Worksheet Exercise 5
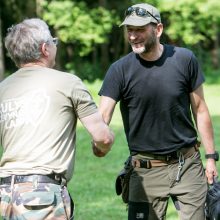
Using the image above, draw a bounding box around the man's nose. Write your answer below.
[129,32,137,40]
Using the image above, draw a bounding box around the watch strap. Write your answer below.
[205,151,219,161]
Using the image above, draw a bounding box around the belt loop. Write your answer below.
[33,175,38,188]
[11,175,15,189]
[61,177,67,186]
[166,155,172,162]
[194,141,201,151]
[10,175,15,199]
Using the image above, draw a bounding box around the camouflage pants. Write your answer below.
[0,181,74,220]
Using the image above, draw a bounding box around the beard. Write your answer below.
[131,28,157,54]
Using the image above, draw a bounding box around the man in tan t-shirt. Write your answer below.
[0,18,114,220]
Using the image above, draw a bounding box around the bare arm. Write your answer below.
[190,85,218,183]
[89,96,117,157]
[80,111,114,157]
[99,96,117,125]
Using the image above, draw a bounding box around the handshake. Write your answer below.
[91,140,113,157]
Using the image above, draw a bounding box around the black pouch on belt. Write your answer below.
[115,156,133,203]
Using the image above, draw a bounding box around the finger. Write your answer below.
[206,173,214,184]
[208,177,213,184]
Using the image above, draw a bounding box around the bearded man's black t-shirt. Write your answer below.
[99,44,204,154]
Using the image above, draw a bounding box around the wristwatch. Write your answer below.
[205,151,219,161]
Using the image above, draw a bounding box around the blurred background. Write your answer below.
[0,0,220,82]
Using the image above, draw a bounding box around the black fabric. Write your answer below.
[171,195,181,211]
[115,156,133,203]
[69,193,75,219]
[99,44,205,154]
[128,202,149,220]
[205,179,220,220]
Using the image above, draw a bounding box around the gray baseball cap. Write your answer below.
[120,3,161,27]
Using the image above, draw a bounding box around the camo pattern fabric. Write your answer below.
[0,182,74,220]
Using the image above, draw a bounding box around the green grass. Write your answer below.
[69,82,220,220]
[0,81,219,220]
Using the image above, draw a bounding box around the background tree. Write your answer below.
[0,0,37,76]
[0,15,4,81]
[0,0,219,81]
[160,0,220,70]
[40,0,120,80]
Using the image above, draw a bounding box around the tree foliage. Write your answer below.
[160,0,220,47]
[0,0,219,80]
[41,0,119,56]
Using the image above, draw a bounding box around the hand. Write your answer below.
[205,159,218,184]
[92,142,106,157]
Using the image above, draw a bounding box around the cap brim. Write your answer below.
[119,16,152,27]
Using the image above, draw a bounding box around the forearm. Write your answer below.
[190,86,216,153]
[190,82,217,183]
[80,111,114,157]
[196,108,215,154]
[196,109,218,183]
[99,96,116,125]
[92,96,116,157]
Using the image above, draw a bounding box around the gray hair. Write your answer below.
[5,18,53,67]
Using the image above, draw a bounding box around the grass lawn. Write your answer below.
[0,81,219,220]
[68,81,220,220]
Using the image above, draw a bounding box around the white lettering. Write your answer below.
[136,213,144,219]
[0,89,50,129]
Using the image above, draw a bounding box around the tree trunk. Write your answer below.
[98,0,109,74]
[0,16,5,81]
[210,29,219,69]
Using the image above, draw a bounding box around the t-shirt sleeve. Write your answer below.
[71,79,97,119]
[99,64,123,102]
[188,52,205,92]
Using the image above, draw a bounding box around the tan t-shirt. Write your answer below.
[0,66,97,181]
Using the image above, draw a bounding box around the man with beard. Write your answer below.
[98,3,218,220]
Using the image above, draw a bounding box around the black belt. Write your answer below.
[131,143,200,162]
[0,174,66,186]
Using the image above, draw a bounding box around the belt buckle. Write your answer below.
[133,159,151,169]
[140,159,151,169]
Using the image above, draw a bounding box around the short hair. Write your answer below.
[5,18,53,67]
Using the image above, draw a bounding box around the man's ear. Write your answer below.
[156,23,163,38]
[41,43,49,57]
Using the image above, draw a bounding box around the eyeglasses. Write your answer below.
[125,7,160,23]
[52,37,59,46]
[46,37,59,46]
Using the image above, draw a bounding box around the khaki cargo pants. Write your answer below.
[128,151,208,220]
[0,181,74,220]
